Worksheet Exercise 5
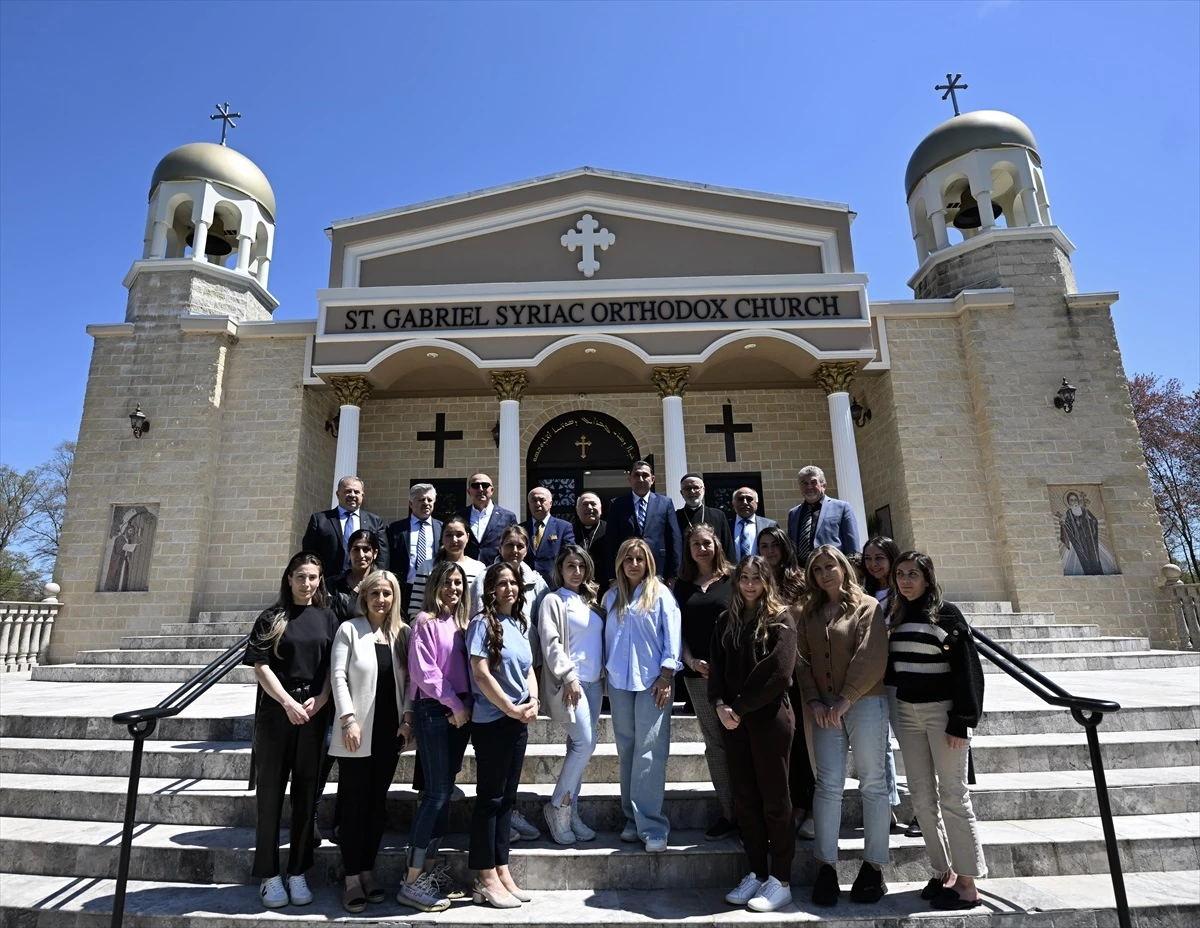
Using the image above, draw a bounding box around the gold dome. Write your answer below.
[150,142,275,219]
[906,110,1039,197]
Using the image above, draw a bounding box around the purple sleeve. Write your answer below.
[410,618,464,715]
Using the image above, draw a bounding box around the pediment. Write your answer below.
[327,168,855,288]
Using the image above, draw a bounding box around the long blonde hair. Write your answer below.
[798,544,869,627]
[723,555,788,650]
[355,570,408,641]
[612,537,662,619]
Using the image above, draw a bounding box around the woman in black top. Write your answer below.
[245,551,339,909]
[886,551,986,910]
[675,523,735,840]
[328,529,380,623]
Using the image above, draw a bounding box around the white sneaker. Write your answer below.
[260,875,287,908]
[543,801,576,845]
[285,874,313,906]
[797,817,815,839]
[644,836,668,853]
[510,808,541,840]
[725,873,763,905]
[748,876,793,913]
[397,872,451,913]
[619,821,639,843]
[570,806,597,841]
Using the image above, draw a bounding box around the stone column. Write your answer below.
[235,234,254,272]
[190,218,210,260]
[491,370,528,515]
[652,366,690,508]
[149,219,170,259]
[1018,187,1042,227]
[329,375,372,506]
[814,361,868,544]
[930,208,950,250]
[974,188,997,230]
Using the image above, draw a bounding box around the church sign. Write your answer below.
[325,289,862,334]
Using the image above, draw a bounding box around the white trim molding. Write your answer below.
[906,226,1075,290]
[122,259,280,311]
[1065,292,1120,312]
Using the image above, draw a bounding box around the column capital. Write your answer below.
[330,375,372,407]
[813,361,857,396]
[491,370,529,402]
[652,366,690,399]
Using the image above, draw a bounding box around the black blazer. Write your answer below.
[302,507,389,583]
[385,515,444,604]
[572,518,607,564]
[456,504,518,567]
[676,505,735,559]
[524,516,576,582]
[605,491,683,583]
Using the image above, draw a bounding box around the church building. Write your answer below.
[48,107,1174,661]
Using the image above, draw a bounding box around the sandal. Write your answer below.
[920,877,944,900]
[342,883,367,914]
[362,878,386,905]
[931,888,982,910]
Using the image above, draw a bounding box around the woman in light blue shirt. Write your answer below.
[604,537,681,853]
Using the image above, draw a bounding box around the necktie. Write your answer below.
[534,521,545,550]
[738,520,750,560]
[636,495,647,534]
[414,521,430,575]
[797,505,817,567]
[342,510,357,568]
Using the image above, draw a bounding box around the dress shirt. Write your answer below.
[531,516,550,550]
[408,516,435,584]
[633,491,649,530]
[469,502,494,542]
[735,517,757,559]
[561,589,603,683]
[603,583,682,691]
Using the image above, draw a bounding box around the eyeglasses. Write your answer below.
[470,481,492,490]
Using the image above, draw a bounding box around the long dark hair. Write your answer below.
[756,525,806,604]
[862,535,901,595]
[480,561,526,668]
[252,551,328,656]
[345,528,380,557]
[434,516,470,563]
[678,523,731,582]
[888,550,945,624]
[723,555,788,651]
[552,544,601,612]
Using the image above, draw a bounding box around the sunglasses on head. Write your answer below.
[470,481,492,490]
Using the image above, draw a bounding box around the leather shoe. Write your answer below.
[811,863,840,907]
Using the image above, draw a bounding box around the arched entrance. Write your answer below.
[527,411,641,518]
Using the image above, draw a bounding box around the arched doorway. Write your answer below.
[526,411,641,519]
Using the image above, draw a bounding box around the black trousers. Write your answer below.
[722,697,795,883]
[252,699,329,877]
[337,744,399,874]
[788,680,815,812]
[468,715,528,871]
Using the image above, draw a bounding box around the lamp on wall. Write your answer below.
[128,404,150,438]
[1054,378,1077,414]
[491,421,501,448]
[325,413,340,438]
[850,396,872,428]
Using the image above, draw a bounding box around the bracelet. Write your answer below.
[340,719,355,730]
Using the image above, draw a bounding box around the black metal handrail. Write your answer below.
[972,626,1129,928]
[109,633,249,928]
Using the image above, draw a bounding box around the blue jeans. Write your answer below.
[551,679,604,808]
[811,694,891,867]
[408,699,471,869]
[608,685,672,842]
[884,686,901,806]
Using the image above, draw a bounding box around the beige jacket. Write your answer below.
[329,617,412,758]
[795,595,887,706]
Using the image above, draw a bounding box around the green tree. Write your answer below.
[0,464,45,599]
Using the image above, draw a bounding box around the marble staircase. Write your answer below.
[1,601,1198,925]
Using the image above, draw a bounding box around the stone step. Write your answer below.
[163,621,256,637]
[77,648,230,665]
[195,611,262,624]
[979,650,1200,674]
[986,637,1151,655]
[1,813,1195,889]
[973,623,1102,640]
[123,634,248,650]
[4,870,1196,928]
[4,766,1193,831]
[964,612,1057,626]
[955,602,1015,614]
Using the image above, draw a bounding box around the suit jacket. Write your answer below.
[572,518,607,563]
[302,507,389,582]
[675,505,734,558]
[729,514,778,558]
[385,515,444,606]
[605,491,683,583]
[457,504,518,567]
[787,496,861,557]
[524,516,576,582]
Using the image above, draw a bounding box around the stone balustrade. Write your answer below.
[1162,564,1200,651]
[0,583,61,672]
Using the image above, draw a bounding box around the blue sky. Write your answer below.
[1,0,1196,472]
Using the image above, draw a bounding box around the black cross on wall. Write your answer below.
[705,403,752,462]
[416,413,464,469]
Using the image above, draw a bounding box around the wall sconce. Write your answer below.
[491,421,501,448]
[850,396,872,428]
[325,413,340,438]
[128,404,150,438]
[1054,378,1077,414]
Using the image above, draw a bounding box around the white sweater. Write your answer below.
[329,617,412,758]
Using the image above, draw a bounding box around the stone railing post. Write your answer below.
[0,610,15,672]
[0,584,63,671]
[1162,564,1200,651]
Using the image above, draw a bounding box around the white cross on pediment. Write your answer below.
[560,214,615,278]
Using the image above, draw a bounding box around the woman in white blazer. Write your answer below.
[329,570,413,913]
[538,544,605,845]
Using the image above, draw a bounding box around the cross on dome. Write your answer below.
[561,214,616,278]
[210,102,242,146]
[934,73,968,116]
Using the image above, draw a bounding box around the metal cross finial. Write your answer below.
[935,74,969,116]
[210,102,241,146]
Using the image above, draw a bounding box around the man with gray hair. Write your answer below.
[787,465,860,565]
[386,482,442,610]
[302,475,389,580]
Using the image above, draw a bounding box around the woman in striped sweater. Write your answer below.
[886,551,986,910]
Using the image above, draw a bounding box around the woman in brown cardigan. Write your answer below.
[796,544,890,907]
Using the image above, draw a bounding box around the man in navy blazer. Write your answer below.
[604,460,683,585]
[787,465,861,564]
[523,486,576,582]
[302,476,389,581]
[386,483,443,608]
[457,471,517,566]
[730,486,778,560]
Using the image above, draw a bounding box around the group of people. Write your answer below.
[247,464,987,915]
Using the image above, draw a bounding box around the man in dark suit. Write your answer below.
[730,486,778,560]
[605,460,683,583]
[457,471,517,566]
[523,486,575,582]
[386,482,443,609]
[787,465,861,565]
[572,492,607,562]
[676,473,734,556]
[302,475,389,582]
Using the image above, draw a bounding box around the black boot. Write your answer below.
[850,861,887,904]
[811,863,841,906]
